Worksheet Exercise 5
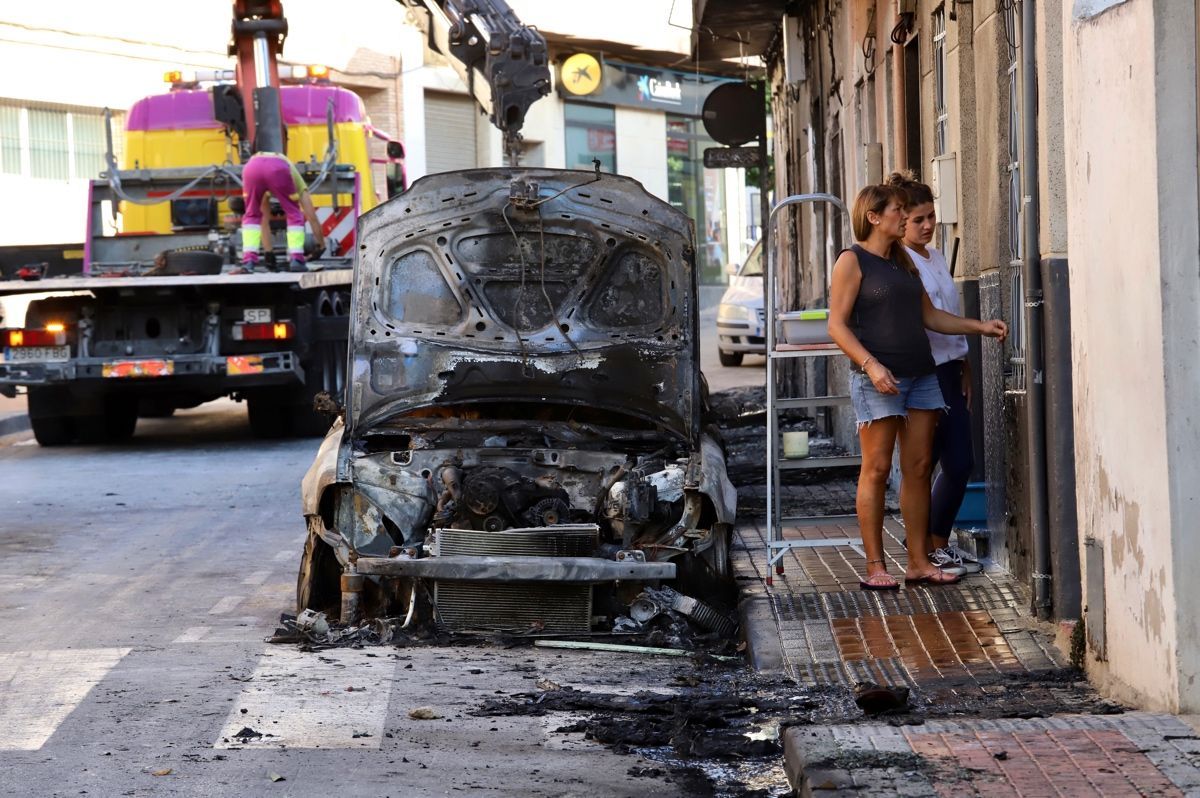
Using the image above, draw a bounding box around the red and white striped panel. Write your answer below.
[315,207,356,256]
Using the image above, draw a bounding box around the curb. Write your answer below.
[782,726,935,797]
[0,413,30,438]
[738,593,786,674]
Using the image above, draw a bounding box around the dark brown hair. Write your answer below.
[850,184,918,275]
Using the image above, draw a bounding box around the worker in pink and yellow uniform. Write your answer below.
[240,152,325,272]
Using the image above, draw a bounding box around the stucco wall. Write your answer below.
[1063,0,1193,711]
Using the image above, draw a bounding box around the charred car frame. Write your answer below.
[299,168,736,632]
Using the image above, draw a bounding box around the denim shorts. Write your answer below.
[850,371,946,426]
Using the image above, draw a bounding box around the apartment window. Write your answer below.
[0,102,116,181]
[29,109,69,180]
[903,38,922,173]
[564,103,615,173]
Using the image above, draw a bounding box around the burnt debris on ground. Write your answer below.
[473,665,804,798]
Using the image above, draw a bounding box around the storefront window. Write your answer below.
[666,115,726,284]
[564,103,615,172]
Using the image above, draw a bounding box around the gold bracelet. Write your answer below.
[861,356,876,371]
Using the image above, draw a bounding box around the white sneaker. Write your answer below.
[929,546,982,575]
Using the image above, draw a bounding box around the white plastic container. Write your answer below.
[778,309,832,345]
[782,430,810,458]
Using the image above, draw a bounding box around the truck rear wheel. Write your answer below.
[28,387,74,447]
[75,401,137,444]
[247,390,290,438]
[30,414,73,447]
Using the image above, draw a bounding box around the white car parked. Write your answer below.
[715,239,764,367]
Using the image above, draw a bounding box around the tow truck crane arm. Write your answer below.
[228,0,289,155]
[399,0,551,165]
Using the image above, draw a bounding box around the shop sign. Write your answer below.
[703,146,761,169]
[558,57,733,117]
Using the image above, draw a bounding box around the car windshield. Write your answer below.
[740,241,763,277]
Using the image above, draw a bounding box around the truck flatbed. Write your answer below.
[0,266,353,296]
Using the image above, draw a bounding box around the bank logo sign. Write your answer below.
[557,56,732,119]
[561,53,602,96]
[636,74,683,105]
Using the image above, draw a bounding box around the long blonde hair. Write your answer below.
[850,184,918,276]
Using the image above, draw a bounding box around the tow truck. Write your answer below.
[0,0,404,445]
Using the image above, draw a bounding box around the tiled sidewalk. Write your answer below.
[733,516,1200,796]
[735,517,1064,687]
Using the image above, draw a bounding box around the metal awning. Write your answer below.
[693,0,784,61]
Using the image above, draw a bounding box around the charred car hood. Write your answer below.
[348,169,700,442]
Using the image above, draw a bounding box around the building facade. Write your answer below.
[695,0,1200,712]
[0,1,409,247]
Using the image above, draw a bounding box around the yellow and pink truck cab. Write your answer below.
[119,79,404,257]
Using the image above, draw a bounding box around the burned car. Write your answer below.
[298,168,736,633]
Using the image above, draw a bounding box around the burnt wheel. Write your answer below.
[296,524,341,615]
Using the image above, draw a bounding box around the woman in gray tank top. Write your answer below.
[827,184,1008,591]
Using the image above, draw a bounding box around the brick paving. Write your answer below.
[906,727,1185,797]
[734,513,1200,795]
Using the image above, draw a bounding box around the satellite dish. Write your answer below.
[702,82,763,147]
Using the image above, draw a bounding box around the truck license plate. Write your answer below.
[103,360,174,378]
[3,345,70,362]
[243,307,272,323]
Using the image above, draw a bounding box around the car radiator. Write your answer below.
[431,526,598,633]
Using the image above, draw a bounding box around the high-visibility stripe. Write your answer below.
[314,207,356,256]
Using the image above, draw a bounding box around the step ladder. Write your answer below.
[763,193,864,586]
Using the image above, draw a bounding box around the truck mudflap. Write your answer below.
[0,350,304,386]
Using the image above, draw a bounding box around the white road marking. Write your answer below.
[208,595,244,615]
[0,648,130,750]
[272,550,294,563]
[215,647,396,749]
[173,626,211,644]
[242,570,272,587]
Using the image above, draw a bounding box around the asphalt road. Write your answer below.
[698,307,765,394]
[0,368,783,798]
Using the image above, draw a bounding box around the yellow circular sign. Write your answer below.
[560,53,602,96]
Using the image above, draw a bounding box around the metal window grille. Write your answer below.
[1003,0,1025,393]
[28,108,69,180]
[0,104,19,176]
[932,6,949,251]
[932,7,948,156]
[70,113,108,180]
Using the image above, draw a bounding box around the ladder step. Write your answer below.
[775,396,851,409]
[777,455,861,470]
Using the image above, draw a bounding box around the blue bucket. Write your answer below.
[954,482,987,528]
